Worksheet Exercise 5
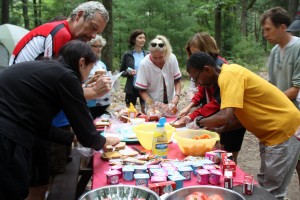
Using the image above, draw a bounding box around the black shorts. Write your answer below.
[125,88,145,106]
[0,134,31,200]
[220,128,246,152]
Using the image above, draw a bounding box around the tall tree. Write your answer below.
[1,0,9,23]
[33,0,38,27]
[241,0,247,36]
[22,0,29,29]
[215,3,222,47]
[102,0,113,71]
[288,0,299,19]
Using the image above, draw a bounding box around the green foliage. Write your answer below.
[2,0,289,74]
[112,0,196,70]
[230,36,267,72]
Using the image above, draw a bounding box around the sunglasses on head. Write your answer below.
[150,42,165,48]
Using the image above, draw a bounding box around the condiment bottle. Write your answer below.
[127,103,137,119]
[152,117,168,158]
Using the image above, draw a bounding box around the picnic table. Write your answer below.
[92,142,276,200]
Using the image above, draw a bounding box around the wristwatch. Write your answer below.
[195,116,205,128]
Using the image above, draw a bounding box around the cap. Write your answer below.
[287,6,300,32]
[157,117,166,128]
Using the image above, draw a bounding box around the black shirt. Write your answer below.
[0,59,106,150]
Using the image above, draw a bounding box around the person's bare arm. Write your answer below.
[171,79,182,105]
[139,89,153,104]
[284,86,299,100]
[83,76,112,100]
[198,107,243,133]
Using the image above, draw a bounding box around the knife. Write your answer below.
[131,146,146,155]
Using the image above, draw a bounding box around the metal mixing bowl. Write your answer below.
[78,185,160,200]
[165,185,245,200]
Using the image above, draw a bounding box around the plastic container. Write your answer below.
[152,117,168,158]
[127,103,137,119]
[133,123,175,150]
[174,129,220,156]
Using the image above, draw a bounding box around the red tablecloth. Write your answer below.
[92,143,253,189]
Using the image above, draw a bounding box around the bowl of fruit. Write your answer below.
[174,129,220,156]
[165,185,245,200]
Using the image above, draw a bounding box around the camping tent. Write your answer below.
[0,24,29,68]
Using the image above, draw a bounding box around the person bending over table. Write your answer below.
[0,40,120,200]
[176,32,245,163]
[187,52,300,200]
[9,2,111,199]
[135,35,182,112]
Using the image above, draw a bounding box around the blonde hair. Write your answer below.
[149,35,172,58]
[185,32,219,58]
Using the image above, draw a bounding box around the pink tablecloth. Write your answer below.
[92,142,253,189]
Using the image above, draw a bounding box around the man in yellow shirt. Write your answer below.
[187,52,300,200]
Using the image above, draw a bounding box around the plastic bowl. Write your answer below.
[78,185,160,200]
[174,129,220,156]
[165,185,245,200]
[133,123,175,150]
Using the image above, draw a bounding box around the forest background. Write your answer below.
[1,0,300,74]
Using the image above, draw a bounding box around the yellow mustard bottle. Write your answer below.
[127,103,137,119]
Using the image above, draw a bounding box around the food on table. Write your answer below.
[95,120,111,129]
[193,134,212,140]
[185,192,224,200]
[118,149,139,157]
[101,151,122,160]
[207,194,224,200]
[115,142,126,150]
[182,145,212,156]
[146,107,161,122]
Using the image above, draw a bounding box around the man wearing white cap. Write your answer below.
[261,6,300,192]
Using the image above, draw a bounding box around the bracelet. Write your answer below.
[175,94,181,99]
[195,116,204,128]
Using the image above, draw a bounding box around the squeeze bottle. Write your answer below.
[152,117,168,158]
[127,103,137,119]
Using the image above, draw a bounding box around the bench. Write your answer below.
[47,148,93,200]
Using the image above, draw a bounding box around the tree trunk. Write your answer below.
[215,4,222,48]
[102,0,113,72]
[1,0,9,23]
[38,0,42,25]
[241,0,247,36]
[33,0,38,27]
[22,0,29,29]
[288,0,299,19]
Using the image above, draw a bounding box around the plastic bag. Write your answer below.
[76,146,96,157]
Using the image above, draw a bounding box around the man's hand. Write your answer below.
[91,75,112,98]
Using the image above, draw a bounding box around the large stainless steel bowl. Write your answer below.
[165,185,245,200]
[78,185,160,200]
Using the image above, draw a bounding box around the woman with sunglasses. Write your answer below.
[120,29,147,113]
[135,35,182,111]
[175,32,245,163]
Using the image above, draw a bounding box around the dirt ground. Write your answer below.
[111,76,300,200]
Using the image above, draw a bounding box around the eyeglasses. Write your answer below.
[191,71,202,82]
[91,45,103,49]
[150,42,165,48]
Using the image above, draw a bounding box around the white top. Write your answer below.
[87,60,111,107]
[135,53,181,103]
